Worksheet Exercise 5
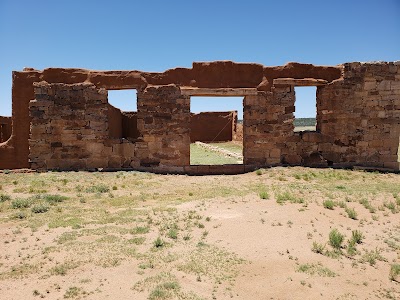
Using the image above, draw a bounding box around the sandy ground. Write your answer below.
[0,168,399,299]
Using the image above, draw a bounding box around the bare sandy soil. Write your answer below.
[0,167,399,299]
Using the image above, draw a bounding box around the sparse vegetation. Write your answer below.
[0,168,399,299]
[297,263,336,277]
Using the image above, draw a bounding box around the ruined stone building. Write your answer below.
[0,61,399,174]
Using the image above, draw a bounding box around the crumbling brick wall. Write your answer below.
[0,116,12,143]
[190,111,237,142]
[2,61,399,173]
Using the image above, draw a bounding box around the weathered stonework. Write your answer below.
[0,61,399,173]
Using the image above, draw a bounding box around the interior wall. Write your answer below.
[190,111,237,142]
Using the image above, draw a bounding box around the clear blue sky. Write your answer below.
[1,0,399,119]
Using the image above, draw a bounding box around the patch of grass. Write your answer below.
[177,244,244,284]
[297,263,336,277]
[50,261,79,276]
[42,194,68,205]
[149,281,180,300]
[323,199,335,210]
[329,229,344,250]
[128,237,146,245]
[131,226,150,234]
[276,191,304,205]
[255,169,263,176]
[345,207,358,220]
[48,216,84,229]
[190,143,240,165]
[3,263,40,279]
[133,272,188,300]
[359,198,376,213]
[384,201,398,214]
[64,286,83,299]
[360,248,387,266]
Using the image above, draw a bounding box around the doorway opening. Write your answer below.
[190,96,244,165]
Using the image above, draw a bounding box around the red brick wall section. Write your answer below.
[0,116,12,143]
[190,111,237,142]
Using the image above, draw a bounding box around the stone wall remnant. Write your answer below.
[0,60,398,173]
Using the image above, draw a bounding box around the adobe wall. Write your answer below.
[1,61,399,172]
[190,111,237,142]
[0,116,12,143]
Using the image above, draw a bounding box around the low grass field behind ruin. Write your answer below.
[0,167,399,299]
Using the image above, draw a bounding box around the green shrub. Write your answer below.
[351,230,364,244]
[11,198,31,209]
[323,199,335,210]
[255,169,263,176]
[259,190,269,200]
[345,207,357,220]
[329,229,344,250]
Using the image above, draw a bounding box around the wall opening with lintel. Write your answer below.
[190,96,243,166]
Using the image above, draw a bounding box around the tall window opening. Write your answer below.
[190,96,243,165]
[294,86,317,132]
